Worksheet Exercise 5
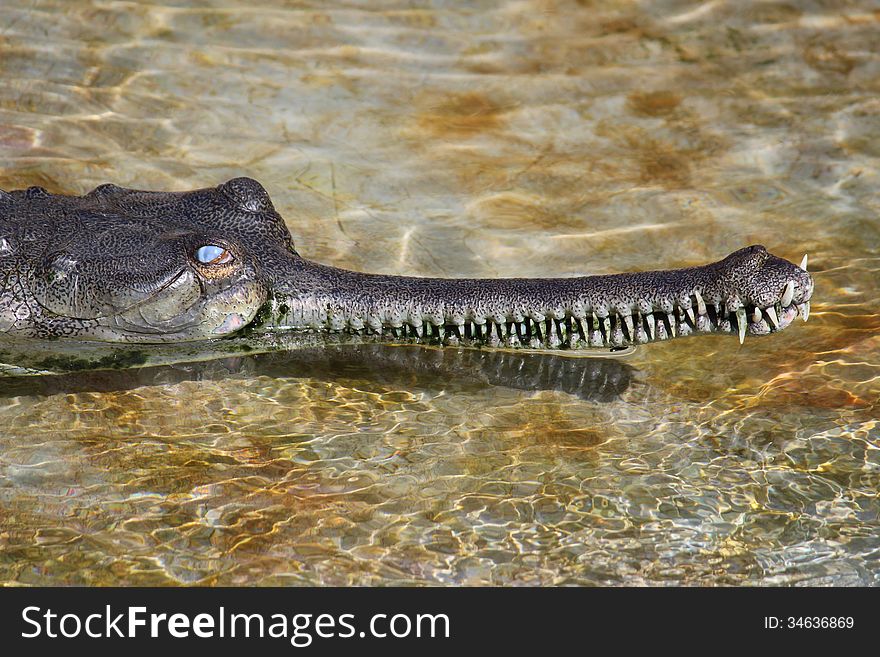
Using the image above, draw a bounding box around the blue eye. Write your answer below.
[196,245,233,265]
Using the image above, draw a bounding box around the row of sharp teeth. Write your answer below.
[335,296,810,348]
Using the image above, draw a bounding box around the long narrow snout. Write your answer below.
[264,245,814,350]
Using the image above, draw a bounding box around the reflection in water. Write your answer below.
[0,346,635,403]
[0,0,878,586]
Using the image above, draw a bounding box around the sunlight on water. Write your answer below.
[0,0,878,585]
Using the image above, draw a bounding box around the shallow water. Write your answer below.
[1,0,878,585]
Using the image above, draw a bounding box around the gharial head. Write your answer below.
[0,177,294,342]
[0,177,814,348]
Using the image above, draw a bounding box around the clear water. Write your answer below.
[0,0,878,585]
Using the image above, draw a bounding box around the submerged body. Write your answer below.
[0,178,813,351]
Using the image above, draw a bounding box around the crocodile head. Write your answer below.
[0,178,813,348]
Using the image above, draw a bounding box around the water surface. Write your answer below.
[0,0,878,585]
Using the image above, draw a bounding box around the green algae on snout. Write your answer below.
[33,350,149,372]
[0,332,337,376]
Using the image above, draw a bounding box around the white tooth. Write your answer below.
[765,305,779,329]
[694,289,707,316]
[414,324,423,338]
[603,317,611,336]
[781,280,795,307]
[801,301,810,322]
[666,312,676,337]
[800,254,808,271]
[751,307,762,323]
[685,306,695,325]
[623,314,634,337]
[736,308,747,344]
[646,312,656,340]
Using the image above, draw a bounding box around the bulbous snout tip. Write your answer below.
[738,251,814,341]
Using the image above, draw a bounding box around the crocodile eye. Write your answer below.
[195,245,234,265]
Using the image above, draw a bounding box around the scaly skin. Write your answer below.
[0,177,814,349]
